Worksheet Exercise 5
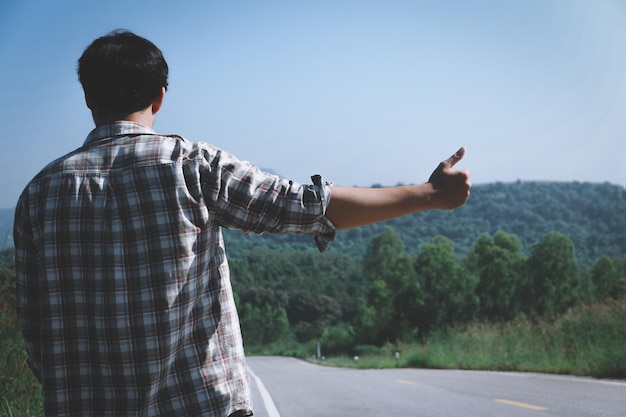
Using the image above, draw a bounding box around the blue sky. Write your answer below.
[1,0,625,208]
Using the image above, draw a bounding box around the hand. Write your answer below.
[427,147,471,210]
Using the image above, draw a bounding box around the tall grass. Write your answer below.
[320,298,626,379]
[0,269,43,417]
[410,298,625,378]
[0,338,42,417]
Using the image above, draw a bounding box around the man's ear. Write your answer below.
[151,87,166,115]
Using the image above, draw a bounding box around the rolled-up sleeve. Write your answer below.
[196,145,336,251]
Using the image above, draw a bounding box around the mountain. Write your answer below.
[2,181,624,265]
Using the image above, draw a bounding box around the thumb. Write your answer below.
[442,146,466,169]
[428,146,466,184]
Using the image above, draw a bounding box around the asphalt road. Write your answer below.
[246,356,626,417]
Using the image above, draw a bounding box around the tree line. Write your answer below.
[231,228,626,352]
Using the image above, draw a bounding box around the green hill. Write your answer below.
[2,181,624,265]
[222,181,625,265]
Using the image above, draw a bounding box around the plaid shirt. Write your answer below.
[14,121,335,416]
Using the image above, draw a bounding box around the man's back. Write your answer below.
[15,122,255,416]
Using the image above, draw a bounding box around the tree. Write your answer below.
[239,303,290,345]
[356,279,392,343]
[356,228,423,343]
[525,232,580,318]
[415,236,478,333]
[590,256,626,301]
[467,231,526,321]
[231,247,364,345]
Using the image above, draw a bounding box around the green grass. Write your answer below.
[315,298,626,379]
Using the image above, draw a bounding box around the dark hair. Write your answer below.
[78,30,169,116]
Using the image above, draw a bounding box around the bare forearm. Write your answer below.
[325,184,436,230]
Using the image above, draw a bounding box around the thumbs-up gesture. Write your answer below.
[427,147,471,210]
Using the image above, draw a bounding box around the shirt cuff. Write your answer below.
[310,174,336,252]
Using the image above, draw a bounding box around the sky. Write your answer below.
[1,0,625,208]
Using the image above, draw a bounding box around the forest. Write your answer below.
[230,228,625,349]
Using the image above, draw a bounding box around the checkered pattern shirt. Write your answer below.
[14,121,335,416]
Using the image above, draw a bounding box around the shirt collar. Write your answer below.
[84,121,157,146]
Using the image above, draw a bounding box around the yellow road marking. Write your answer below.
[493,399,547,411]
[396,379,416,385]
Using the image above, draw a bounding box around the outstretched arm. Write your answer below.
[325,147,471,230]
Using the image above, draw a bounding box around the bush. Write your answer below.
[353,344,383,357]
[321,324,355,355]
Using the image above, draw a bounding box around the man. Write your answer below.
[14,30,470,416]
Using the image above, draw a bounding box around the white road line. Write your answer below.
[249,368,282,417]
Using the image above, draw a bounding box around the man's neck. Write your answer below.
[87,87,164,128]
[93,107,155,128]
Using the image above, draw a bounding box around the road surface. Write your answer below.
[246,356,625,417]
